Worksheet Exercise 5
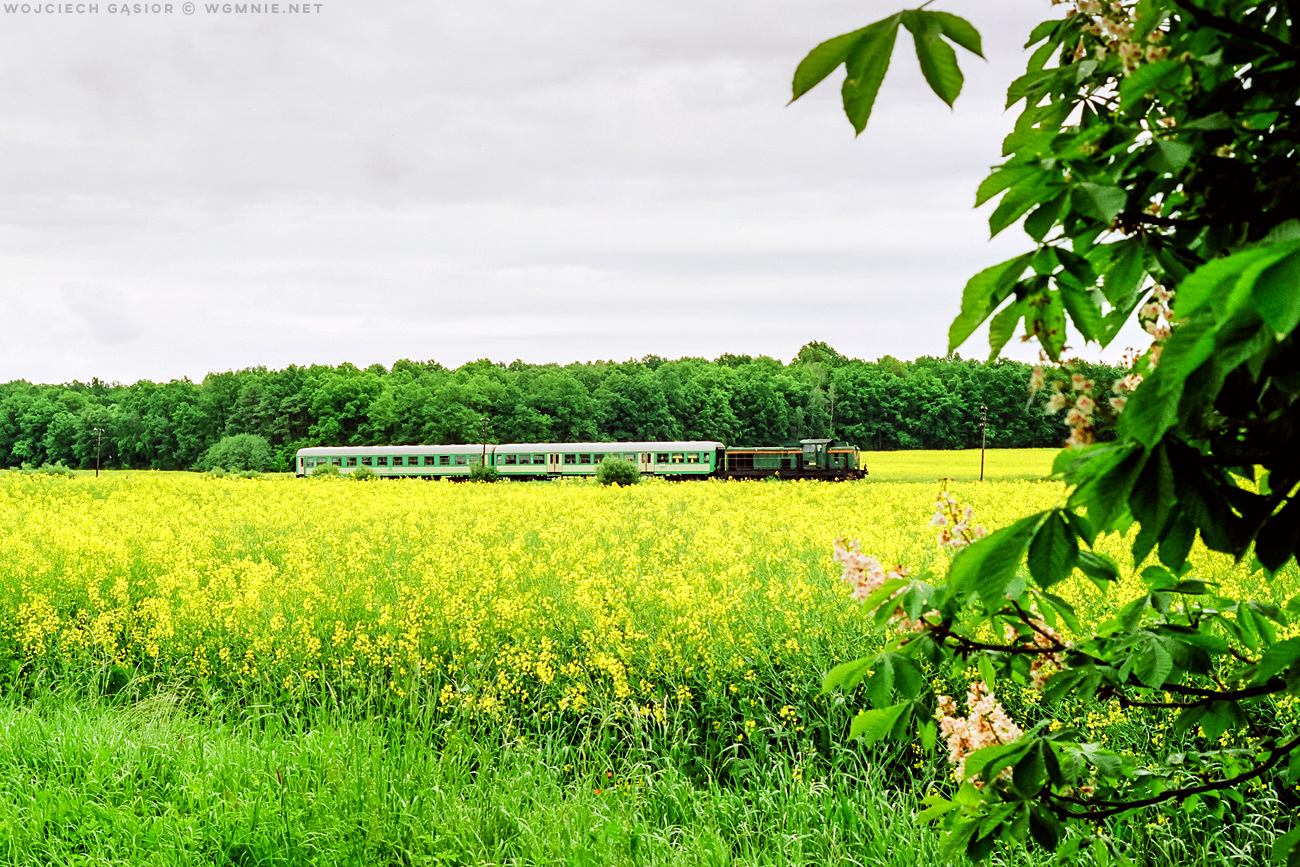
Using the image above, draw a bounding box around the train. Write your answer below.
[295,438,866,480]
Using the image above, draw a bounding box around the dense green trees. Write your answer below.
[0,349,1114,471]
[195,434,275,473]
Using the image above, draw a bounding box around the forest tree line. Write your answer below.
[0,342,1125,472]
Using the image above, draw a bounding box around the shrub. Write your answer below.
[206,467,228,478]
[469,462,499,483]
[595,456,639,486]
[351,465,378,481]
[21,461,75,477]
[310,463,341,478]
[196,434,275,473]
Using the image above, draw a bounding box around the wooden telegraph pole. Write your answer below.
[92,427,104,478]
[979,405,988,482]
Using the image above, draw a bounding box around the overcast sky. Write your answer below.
[0,0,1143,385]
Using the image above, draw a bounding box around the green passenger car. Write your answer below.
[491,442,724,479]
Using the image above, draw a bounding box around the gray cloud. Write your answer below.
[0,1,1102,385]
[60,283,145,345]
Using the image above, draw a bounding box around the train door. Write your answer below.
[639,452,653,473]
[547,453,562,474]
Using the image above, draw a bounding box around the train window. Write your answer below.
[469,455,480,465]
[686,453,700,464]
[454,455,468,466]
[534,454,545,464]
[670,453,684,463]
[656,453,669,463]
[564,454,576,464]
[360,456,371,466]
[438,455,451,466]
[374,456,386,466]
[578,454,591,464]
[503,454,517,465]
[331,457,341,466]
[304,458,315,468]
[517,454,530,465]
[346,457,357,467]
[593,454,604,463]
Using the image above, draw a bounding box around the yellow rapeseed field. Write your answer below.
[0,464,1286,733]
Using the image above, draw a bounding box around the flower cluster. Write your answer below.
[833,538,907,602]
[1032,366,1099,448]
[834,538,941,634]
[1138,283,1176,365]
[1006,618,1070,691]
[935,682,1024,783]
[930,487,988,550]
[1059,0,1169,75]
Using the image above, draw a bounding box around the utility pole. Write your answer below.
[479,416,490,468]
[979,405,988,482]
[92,427,104,478]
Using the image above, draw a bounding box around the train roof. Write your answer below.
[296,441,726,457]
[296,444,487,456]
[494,441,724,452]
[726,440,861,451]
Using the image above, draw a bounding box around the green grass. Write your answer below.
[862,449,1059,483]
[0,682,968,867]
[0,678,1284,867]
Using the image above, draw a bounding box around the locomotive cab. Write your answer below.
[800,438,833,471]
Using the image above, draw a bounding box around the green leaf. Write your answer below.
[1012,744,1049,798]
[919,718,938,753]
[1175,246,1274,319]
[916,793,957,824]
[1077,550,1119,585]
[841,16,903,135]
[1118,60,1189,110]
[904,12,963,107]
[1076,183,1127,226]
[865,654,895,707]
[1101,240,1146,304]
[927,11,983,58]
[1025,18,1059,48]
[1271,823,1300,866]
[987,296,1028,360]
[1059,280,1106,344]
[1251,244,1300,337]
[1252,636,1300,685]
[1038,591,1082,634]
[822,656,873,694]
[791,25,873,102]
[1135,637,1173,688]
[1180,111,1231,130]
[978,654,997,691]
[990,177,1060,237]
[1027,510,1078,589]
[1148,138,1194,174]
[849,701,910,745]
[1029,289,1068,361]
[1200,700,1246,742]
[950,512,1047,607]
[1023,192,1070,242]
[948,253,1034,352]
[963,742,1028,783]
[975,163,1038,208]
[1256,496,1300,574]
